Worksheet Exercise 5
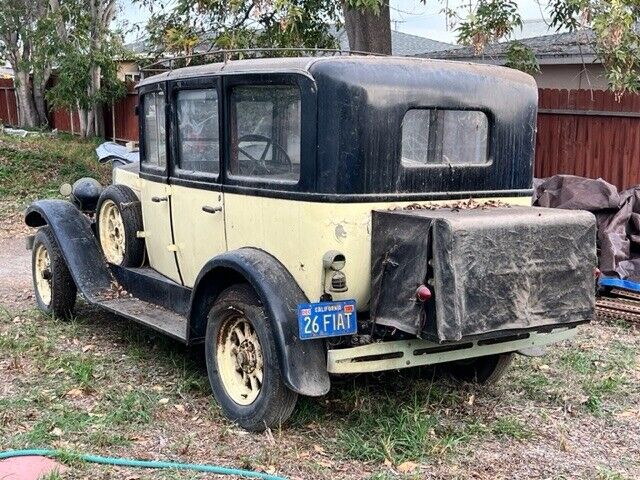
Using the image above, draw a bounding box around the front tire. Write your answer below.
[32,226,77,318]
[444,353,514,385]
[205,284,298,431]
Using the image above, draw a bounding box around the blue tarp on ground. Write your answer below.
[599,276,640,293]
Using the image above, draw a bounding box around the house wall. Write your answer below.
[116,61,141,82]
[534,64,608,90]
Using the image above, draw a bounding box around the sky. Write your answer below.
[119,0,551,45]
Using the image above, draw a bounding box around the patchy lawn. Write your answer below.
[0,133,110,203]
[1,303,638,479]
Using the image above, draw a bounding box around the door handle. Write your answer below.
[202,205,223,214]
[151,196,168,203]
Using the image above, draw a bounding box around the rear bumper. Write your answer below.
[327,326,576,374]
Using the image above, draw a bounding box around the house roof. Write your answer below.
[419,30,597,65]
[126,28,453,58]
[329,27,453,55]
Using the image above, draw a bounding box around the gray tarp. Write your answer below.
[534,175,640,281]
[371,205,596,341]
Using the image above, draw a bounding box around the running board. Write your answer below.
[327,327,577,374]
[97,297,188,342]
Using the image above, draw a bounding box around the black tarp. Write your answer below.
[371,205,596,342]
[533,175,640,281]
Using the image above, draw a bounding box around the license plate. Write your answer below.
[297,300,357,340]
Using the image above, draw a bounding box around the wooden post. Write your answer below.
[70,109,75,135]
[112,100,116,142]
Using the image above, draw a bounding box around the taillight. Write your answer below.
[416,284,432,302]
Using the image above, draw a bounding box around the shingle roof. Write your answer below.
[419,30,596,65]
[126,28,453,57]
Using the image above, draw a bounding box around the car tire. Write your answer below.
[205,284,298,432]
[32,226,77,318]
[444,353,514,385]
[96,185,145,267]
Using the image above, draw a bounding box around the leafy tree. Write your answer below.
[446,0,640,93]
[139,0,639,93]
[138,0,341,60]
[47,0,127,137]
[0,0,56,127]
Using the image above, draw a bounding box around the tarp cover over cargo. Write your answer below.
[370,203,596,342]
[534,175,640,284]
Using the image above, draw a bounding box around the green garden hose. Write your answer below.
[0,449,287,479]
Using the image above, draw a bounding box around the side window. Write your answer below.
[143,91,166,168]
[229,85,301,182]
[401,109,489,167]
[176,89,219,176]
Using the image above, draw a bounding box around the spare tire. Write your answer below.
[96,185,145,267]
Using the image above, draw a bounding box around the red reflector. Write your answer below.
[416,284,432,302]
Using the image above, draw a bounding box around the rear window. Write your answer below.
[401,109,489,167]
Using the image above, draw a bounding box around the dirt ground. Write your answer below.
[1,207,639,480]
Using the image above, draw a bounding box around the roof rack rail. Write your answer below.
[140,47,386,78]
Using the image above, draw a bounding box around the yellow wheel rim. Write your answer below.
[216,315,264,406]
[34,243,52,306]
[99,199,126,265]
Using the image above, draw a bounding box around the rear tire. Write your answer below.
[32,226,77,318]
[205,284,298,431]
[96,185,144,267]
[444,353,514,385]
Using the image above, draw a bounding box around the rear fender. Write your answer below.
[25,199,113,301]
[189,248,330,397]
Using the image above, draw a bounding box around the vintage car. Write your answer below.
[25,55,597,431]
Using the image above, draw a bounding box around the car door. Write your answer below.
[138,85,182,282]
[169,77,226,287]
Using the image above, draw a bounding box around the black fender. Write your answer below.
[189,248,330,397]
[25,199,113,301]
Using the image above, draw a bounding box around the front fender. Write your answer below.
[25,199,113,301]
[189,248,330,397]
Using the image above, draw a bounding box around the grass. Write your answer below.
[0,306,639,479]
[0,132,110,203]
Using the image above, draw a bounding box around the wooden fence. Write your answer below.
[536,88,640,189]
[1,81,640,190]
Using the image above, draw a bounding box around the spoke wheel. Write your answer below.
[216,315,264,405]
[205,284,298,432]
[99,199,126,265]
[34,242,52,306]
[31,226,77,318]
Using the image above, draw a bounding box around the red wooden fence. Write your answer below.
[535,88,640,189]
[1,81,640,190]
[0,78,18,126]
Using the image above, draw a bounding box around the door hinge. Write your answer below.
[167,244,178,252]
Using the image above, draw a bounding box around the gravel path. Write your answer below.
[0,234,33,310]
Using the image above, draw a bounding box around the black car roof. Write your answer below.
[137,55,534,88]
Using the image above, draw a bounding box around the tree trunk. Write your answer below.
[32,80,49,127]
[342,1,392,55]
[14,71,39,128]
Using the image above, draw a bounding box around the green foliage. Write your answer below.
[505,41,541,75]
[441,0,640,93]
[138,0,341,60]
[0,133,110,200]
[455,0,522,54]
[46,1,127,113]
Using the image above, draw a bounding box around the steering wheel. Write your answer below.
[237,134,293,176]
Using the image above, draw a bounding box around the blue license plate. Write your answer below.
[297,300,357,340]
